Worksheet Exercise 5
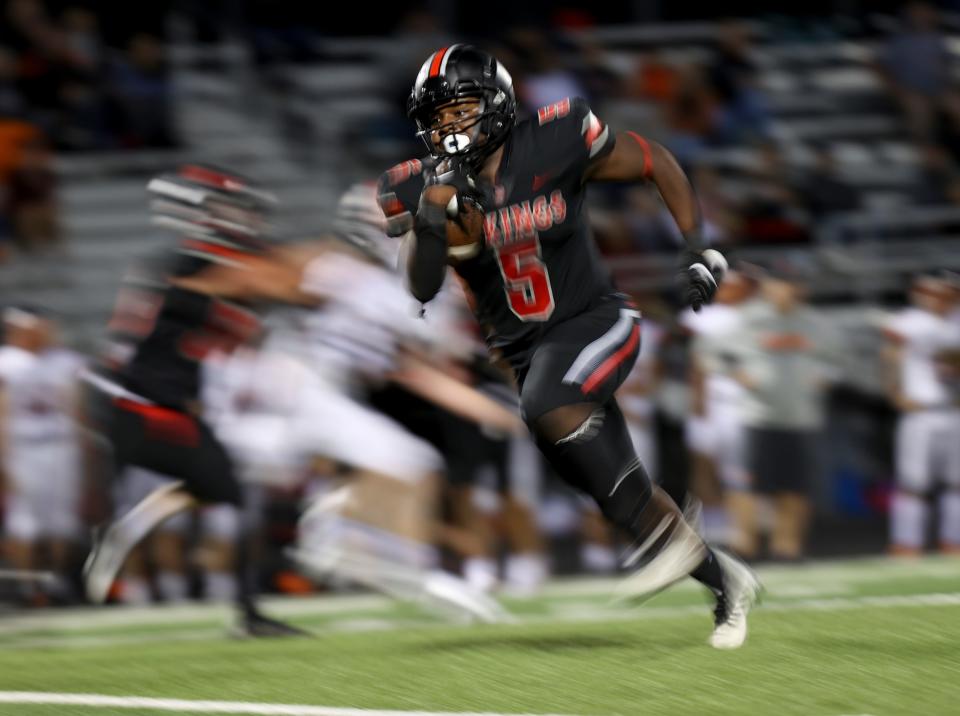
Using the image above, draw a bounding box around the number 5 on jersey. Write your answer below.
[495,239,555,321]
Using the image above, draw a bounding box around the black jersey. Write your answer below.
[379,97,618,367]
[100,238,262,410]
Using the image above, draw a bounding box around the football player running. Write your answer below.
[378,45,760,648]
[81,165,307,637]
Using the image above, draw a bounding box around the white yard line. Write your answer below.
[0,692,575,716]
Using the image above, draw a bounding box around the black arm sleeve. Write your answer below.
[408,200,448,304]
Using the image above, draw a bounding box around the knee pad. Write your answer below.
[538,401,653,533]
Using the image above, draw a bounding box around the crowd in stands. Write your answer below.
[0,0,174,261]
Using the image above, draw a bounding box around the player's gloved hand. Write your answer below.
[679,248,728,312]
[424,157,491,217]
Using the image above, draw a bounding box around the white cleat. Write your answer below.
[422,570,514,625]
[83,480,191,605]
[613,517,706,604]
[82,527,125,604]
[709,550,762,650]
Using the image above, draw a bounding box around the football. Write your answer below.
[422,184,484,262]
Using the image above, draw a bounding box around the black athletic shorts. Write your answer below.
[748,427,819,496]
[109,398,242,506]
[513,293,642,424]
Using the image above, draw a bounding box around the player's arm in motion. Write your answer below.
[586,132,726,309]
[169,243,329,305]
[400,179,481,305]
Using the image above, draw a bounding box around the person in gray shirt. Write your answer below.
[723,264,841,560]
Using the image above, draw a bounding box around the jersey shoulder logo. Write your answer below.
[537,98,571,125]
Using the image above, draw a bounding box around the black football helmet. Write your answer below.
[147,163,277,249]
[407,45,516,173]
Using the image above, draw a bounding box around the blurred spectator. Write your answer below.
[707,20,771,144]
[50,6,106,150]
[378,8,452,113]
[629,49,679,105]
[727,263,841,561]
[370,9,452,159]
[4,0,63,116]
[509,28,586,113]
[0,118,39,184]
[795,145,861,220]
[53,73,108,150]
[738,142,811,245]
[876,1,950,142]
[911,142,960,206]
[247,1,319,66]
[7,135,59,253]
[935,88,960,167]
[0,223,10,263]
[618,186,683,254]
[567,38,623,108]
[661,65,720,165]
[690,163,743,249]
[0,45,25,117]
[106,34,176,148]
[59,6,102,73]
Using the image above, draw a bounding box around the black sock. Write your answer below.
[233,522,258,616]
[690,547,725,596]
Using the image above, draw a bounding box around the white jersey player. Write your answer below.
[0,307,84,603]
[203,183,519,621]
[884,274,960,555]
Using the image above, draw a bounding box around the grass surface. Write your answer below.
[1,556,958,716]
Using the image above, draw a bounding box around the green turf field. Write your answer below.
[0,556,958,716]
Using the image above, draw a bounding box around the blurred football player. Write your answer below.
[0,307,84,605]
[884,273,960,555]
[378,45,759,648]
[81,164,305,637]
[181,182,518,622]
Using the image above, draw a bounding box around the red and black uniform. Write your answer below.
[379,97,641,423]
[89,242,262,505]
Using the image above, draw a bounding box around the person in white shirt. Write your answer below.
[883,273,960,555]
[0,307,84,604]
[678,270,755,545]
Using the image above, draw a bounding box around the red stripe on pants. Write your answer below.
[580,324,640,394]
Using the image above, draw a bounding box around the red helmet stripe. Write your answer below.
[179,165,242,191]
[429,46,449,77]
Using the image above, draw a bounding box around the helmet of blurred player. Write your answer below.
[332,182,396,267]
[407,45,516,173]
[147,164,277,247]
[2,304,55,351]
